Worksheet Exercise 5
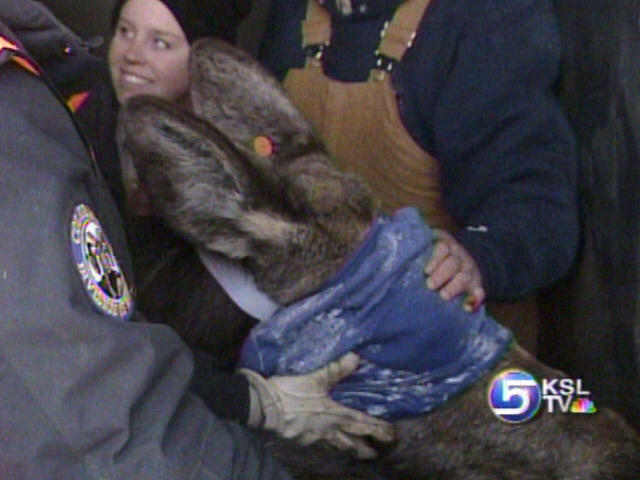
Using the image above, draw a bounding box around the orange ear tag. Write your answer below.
[254,135,275,157]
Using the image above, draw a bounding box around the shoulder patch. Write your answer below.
[70,204,133,319]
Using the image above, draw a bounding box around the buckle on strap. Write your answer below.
[377,20,418,62]
[374,53,398,73]
[304,43,328,61]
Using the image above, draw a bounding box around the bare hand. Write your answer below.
[424,229,485,311]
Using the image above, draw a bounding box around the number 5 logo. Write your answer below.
[488,369,542,423]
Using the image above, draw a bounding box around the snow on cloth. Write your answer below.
[239,207,513,420]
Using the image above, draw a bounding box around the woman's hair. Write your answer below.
[110,0,252,44]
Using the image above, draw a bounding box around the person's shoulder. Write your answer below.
[430,0,554,21]
[425,0,556,38]
[436,0,550,11]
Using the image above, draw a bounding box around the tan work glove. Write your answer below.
[239,353,395,459]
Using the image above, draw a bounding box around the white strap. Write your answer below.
[197,249,280,322]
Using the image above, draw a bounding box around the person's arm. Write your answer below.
[192,349,395,460]
[191,348,254,421]
[420,0,579,300]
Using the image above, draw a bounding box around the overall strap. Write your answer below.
[301,0,332,64]
[373,0,433,78]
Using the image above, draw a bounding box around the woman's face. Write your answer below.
[108,0,190,104]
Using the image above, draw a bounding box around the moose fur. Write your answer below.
[117,38,640,479]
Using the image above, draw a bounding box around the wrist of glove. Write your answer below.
[240,353,394,459]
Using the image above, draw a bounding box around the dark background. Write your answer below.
[40,0,273,57]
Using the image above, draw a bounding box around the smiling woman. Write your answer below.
[109,0,191,104]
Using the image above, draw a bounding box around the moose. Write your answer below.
[117,38,640,479]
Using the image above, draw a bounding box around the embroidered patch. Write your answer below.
[70,204,133,319]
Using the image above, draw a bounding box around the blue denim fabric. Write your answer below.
[240,208,512,420]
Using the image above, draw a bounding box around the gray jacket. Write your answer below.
[0,1,290,479]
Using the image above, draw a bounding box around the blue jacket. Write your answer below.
[260,0,579,300]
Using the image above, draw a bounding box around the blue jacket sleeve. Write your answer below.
[406,0,579,299]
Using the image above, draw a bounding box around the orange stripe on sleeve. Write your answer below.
[1,35,40,75]
[10,56,40,75]
[66,91,91,112]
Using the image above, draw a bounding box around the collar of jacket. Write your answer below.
[318,0,406,21]
[0,21,29,67]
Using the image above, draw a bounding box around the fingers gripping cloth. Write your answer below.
[240,207,513,420]
[240,352,393,459]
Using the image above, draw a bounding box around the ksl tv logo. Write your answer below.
[488,369,597,423]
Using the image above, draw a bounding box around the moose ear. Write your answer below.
[117,95,254,252]
[189,38,317,161]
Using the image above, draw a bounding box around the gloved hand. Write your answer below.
[239,353,395,459]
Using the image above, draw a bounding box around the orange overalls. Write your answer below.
[281,0,538,352]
